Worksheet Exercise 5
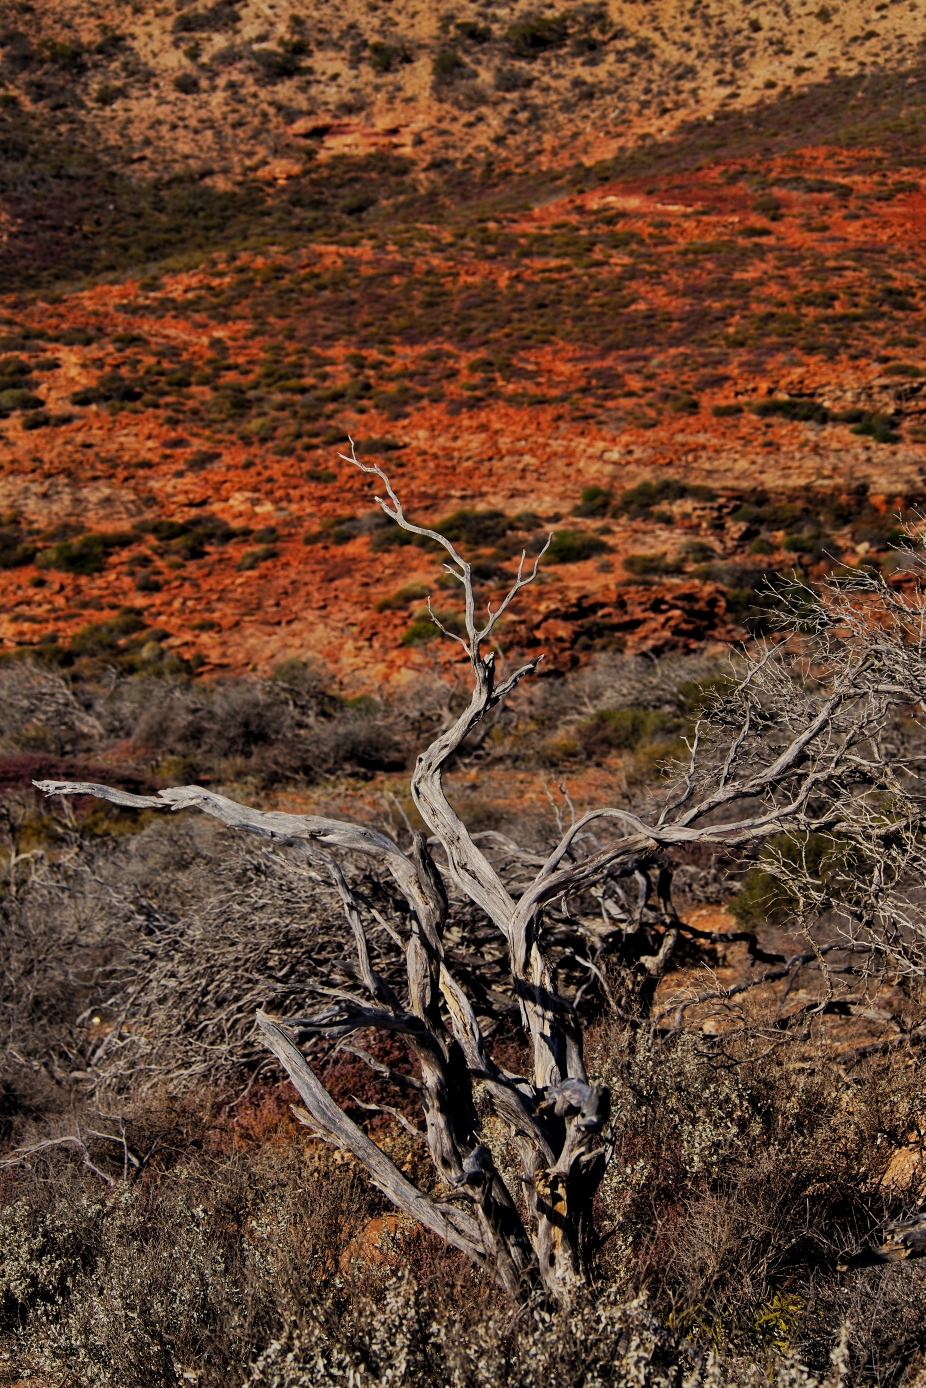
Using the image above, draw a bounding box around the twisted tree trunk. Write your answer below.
[36,457,926,1302]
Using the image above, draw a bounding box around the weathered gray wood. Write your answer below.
[255,1010,485,1259]
[36,460,926,1306]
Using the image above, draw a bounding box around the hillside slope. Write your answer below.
[1,3,926,684]
[1,0,921,180]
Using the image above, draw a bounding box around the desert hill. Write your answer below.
[1,0,926,683]
[1,0,921,180]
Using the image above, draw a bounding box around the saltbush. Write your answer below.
[547,529,608,563]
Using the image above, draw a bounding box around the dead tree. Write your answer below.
[34,466,926,1305]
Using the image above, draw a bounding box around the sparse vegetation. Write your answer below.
[5,497,926,1381]
[547,528,609,563]
[3,9,926,1379]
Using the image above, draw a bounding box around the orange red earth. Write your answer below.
[2,152,925,687]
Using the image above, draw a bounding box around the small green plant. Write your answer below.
[683,541,716,563]
[34,534,111,576]
[435,509,510,547]
[753,192,783,221]
[0,522,36,569]
[613,478,714,517]
[67,606,148,658]
[850,412,900,444]
[730,833,843,929]
[0,388,42,416]
[578,706,674,753]
[712,403,743,418]
[236,545,277,571]
[433,50,467,82]
[547,530,608,564]
[368,41,411,72]
[882,362,924,377]
[753,1291,803,1354]
[751,397,828,424]
[70,371,142,406]
[376,582,431,612]
[401,608,464,645]
[678,675,736,716]
[94,83,126,106]
[456,20,492,41]
[21,411,52,430]
[623,552,679,576]
[575,485,611,517]
[39,38,86,71]
[782,532,819,554]
[505,14,570,56]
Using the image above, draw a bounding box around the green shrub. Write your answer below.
[575,485,611,517]
[505,14,570,56]
[0,354,32,380]
[724,584,782,634]
[677,674,736,716]
[578,706,673,752]
[623,552,679,576]
[751,397,828,424]
[70,372,142,406]
[547,529,608,563]
[95,83,126,106]
[882,362,924,377]
[435,509,510,547]
[368,41,411,72]
[401,609,464,644]
[172,1,240,34]
[21,411,51,430]
[850,412,900,444]
[0,388,42,415]
[34,531,133,576]
[712,402,743,417]
[0,526,36,569]
[376,582,431,611]
[456,20,492,41]
[253,46,304,82]
[433,50,468,82]
[683,541,716,563]
[612,478,714,517]
[173,72,201,94]
[39,38,86,71]
[753,192,783,220]
[511,510,542,531]
[354,435,405,455]
[730,832,844,929]
[235,544,277,571]
[369,528,417,551]
[35,535,105,575]
[782,532,819,554]
[68,607,147,657]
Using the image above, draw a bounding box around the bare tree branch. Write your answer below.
[34,478,926,1306]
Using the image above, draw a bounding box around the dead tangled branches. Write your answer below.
[35,462,926,1305]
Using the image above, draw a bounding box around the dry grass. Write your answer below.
[1,657,925,1383]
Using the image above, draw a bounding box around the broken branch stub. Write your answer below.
[34,474,926,1303]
